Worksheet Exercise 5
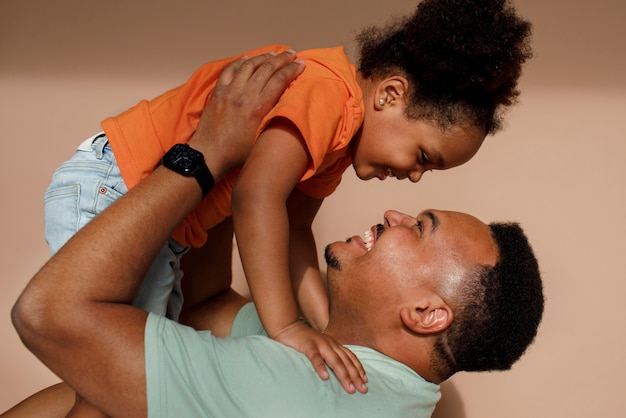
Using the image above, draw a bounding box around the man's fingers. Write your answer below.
[256,58,305,107]
[213,51,278,87]
[246,49,299,85]
[212,50,304,116]
[214,56,251,86]
[226,50,303,91]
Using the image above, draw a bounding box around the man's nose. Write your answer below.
[383,210,416,227]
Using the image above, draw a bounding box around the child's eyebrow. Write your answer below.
[431,149,444,168]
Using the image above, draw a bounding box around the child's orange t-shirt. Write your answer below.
[101,45,364,247]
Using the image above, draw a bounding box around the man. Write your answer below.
[11,53,544,417]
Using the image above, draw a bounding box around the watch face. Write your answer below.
[164,144,202,175]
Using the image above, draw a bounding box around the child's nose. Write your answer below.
[408,169,423,183]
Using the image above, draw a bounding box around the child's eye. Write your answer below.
[421,150,430,165]
[416,221,423,234]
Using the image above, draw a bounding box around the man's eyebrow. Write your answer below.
[424,210,440,233]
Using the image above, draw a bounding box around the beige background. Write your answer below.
[1,0,625,416]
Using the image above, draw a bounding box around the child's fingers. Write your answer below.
[339,346,368,393]
[322,344,368,394]
[308,351,331,381]
[340,345,367,382]
[275,325,368,394]
[302,333,367,394]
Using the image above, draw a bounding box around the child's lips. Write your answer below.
[378,168,393,180]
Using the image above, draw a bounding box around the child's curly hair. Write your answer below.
[357,0,533,134]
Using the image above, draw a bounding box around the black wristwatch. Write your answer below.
[161,144,215,198]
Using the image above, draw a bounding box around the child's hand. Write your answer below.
[274,321,368,394]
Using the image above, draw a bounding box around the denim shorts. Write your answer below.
[43,133,188,320]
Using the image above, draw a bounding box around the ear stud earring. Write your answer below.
[378,99,385,106]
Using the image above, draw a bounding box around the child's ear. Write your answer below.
[374,76,409,109]
[400,300,453,335]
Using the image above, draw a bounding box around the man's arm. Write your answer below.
[12,165,196,417]
[11,51,304,418]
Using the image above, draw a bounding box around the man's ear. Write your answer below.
[374,76,409,109]
[400,300,453,335]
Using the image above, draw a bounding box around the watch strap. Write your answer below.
[193,160,215,198]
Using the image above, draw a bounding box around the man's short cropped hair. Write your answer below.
[433,222,544,379]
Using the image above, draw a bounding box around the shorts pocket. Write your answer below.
[44,184,81,254]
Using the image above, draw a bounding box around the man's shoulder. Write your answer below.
[228,341,440,417]
[348,345,440,391]
[146,315,439,417]
[343,346,441,416]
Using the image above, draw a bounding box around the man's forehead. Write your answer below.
[418,209,497,265]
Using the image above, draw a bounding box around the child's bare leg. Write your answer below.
[180,218,247,335]
[66,395,108,417]
[2,382,75,418]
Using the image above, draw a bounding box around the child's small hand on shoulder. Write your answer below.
[273,321,368,394]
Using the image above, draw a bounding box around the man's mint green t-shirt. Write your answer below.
[145,304,440,417]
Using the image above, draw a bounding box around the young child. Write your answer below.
[44,0,532,395]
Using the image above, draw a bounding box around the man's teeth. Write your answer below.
[363,230,373,251]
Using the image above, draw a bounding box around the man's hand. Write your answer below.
[188,50,305,181]
[274,321,368,394]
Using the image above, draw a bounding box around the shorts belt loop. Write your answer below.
[92,133,108,160]
[77,132,108,159]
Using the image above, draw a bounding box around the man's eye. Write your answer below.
[421,150,430,165]
[416,221,423,233]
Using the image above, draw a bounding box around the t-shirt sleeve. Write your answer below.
[230,302,267,337]
[257,76,352,190]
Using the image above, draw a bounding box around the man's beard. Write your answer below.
[324,244,342,271]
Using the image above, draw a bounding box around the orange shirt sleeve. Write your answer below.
[256,49,362,199]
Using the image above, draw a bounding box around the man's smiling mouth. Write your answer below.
[360,224,385,251]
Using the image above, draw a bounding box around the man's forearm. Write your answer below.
[10,166,203,417]
[27,166,202,306]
